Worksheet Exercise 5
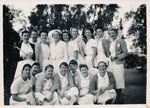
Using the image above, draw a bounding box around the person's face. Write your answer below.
[53,31,60,42]
[22,33,29,42]
[40,32,47,43]
[62,33,69,42]
[31,31,38,41]
[85,29,92,39]
[31,65,40,76]
[45,67,53,79]
[69,64,77,72]
[96,29,103,38]
[80,67,88,78]
[22,66,31,80]
[71,28,78,39]
[108,30,117,40]
[98,62,107,73]
[60,65,68,76]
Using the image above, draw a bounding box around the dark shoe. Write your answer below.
[106,99,113,104]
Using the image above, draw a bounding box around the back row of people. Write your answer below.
[10,60,116,105]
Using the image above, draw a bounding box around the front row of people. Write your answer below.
[10,60,116,105]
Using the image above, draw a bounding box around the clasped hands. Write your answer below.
[60,90,71,100]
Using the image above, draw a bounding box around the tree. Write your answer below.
[86,4,120,30]
[125,5,146,54]
[3,5,20,105]
[28,4,120,32]
[28,4,49,31]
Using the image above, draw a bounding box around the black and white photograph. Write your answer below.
[1,0,149,106]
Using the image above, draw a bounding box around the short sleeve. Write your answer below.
[10,79,20,94]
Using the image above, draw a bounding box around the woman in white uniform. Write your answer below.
[10,64,35,105]
[89,61,116,104]
[50,30,68,73]
[94,27,110,66]
[108,26,128,103]
[77,64,95,104]
[35,30,50,71]
[61,30,78,62]
[70,27,86,64]
[83,27,97,70]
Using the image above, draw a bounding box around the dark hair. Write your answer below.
[70,27,78,33]
[61,30,71,41]
[82,27,94,43]
[108,26,118,34]
[95,26,104,32]
[40,30,48,36]
[70,27,79,37]
[32,62,40,67]
[22,30,29,36]
[69,59,78,66]
[79,64,88,70]
[52,30,61,37]
[59,62,68,68]
[44,64,54,71]
[22,64,32,73]
[97,61,108,68]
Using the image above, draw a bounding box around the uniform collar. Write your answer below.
[111,37,119,42]
[20,76,29,83]
[80,74,89,80]
[59,71,67,78]
[97,72,108,79]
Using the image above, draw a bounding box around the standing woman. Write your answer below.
[70,27,85,64]
[50,30,68,73]
[83,27,97,69]
[18,30,35,61]
[61,30,71,61]
[94,27,110,66]
[108,26,128,103]
[29,30,38,45]
[35,30,50,71]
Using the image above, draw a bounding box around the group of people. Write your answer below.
[10,26,128,105]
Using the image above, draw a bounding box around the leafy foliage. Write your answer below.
[125,5,146,54]
[28,4,119,31]
[3,5,20,105]
[3,5,20,62]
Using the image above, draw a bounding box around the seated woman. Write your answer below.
[10,64,35,105]
[77,64,95,105]
[54,62,79,105]
[35,64,59,105]
[89,61,116,104]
